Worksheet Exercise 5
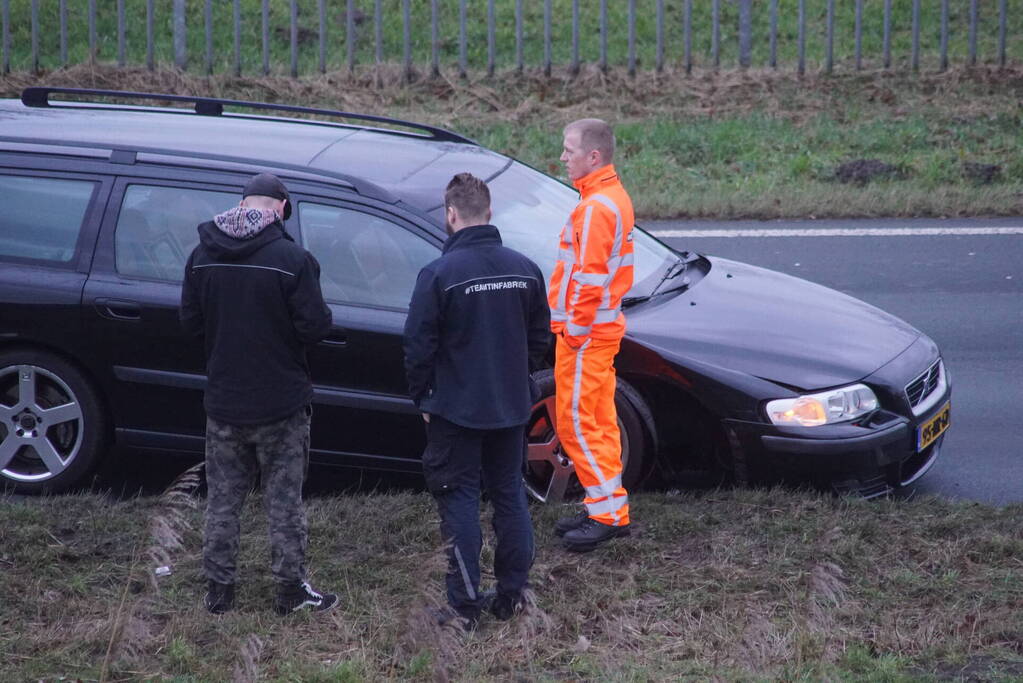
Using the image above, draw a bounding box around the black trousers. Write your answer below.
[423,415,535,619]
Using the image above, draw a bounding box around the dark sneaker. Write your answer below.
[554,509,590,537]
[203,581,235,615]
[562,518,630,553]
[274,580,339,616]
[489,592,525,621]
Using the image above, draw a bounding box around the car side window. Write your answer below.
[299,202,438,309]
[0,174,96,264]
[114,185,239,282]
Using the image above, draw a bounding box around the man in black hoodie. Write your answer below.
[180,173,337,616]
[404,173,551,627]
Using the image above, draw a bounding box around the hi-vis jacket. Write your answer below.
[548,164,635,347]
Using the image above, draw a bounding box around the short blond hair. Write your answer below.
[565,118,615,165]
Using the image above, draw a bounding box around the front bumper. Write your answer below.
[723,402,947,497]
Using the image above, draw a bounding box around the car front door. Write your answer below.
[82,178,241,452]
[294,197,442,470]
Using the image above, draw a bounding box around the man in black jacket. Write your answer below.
[404,172,551,627]
[180,173,338,616]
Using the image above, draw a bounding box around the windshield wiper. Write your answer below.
[623,254,692,307]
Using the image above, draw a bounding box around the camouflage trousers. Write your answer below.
[203,406,311,586]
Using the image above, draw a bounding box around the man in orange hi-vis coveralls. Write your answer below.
[549,118,635,552]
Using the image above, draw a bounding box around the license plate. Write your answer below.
[917,402,950,451]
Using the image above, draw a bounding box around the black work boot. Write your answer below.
[554,509,589,537]
[203,580,235,615]
[274,580,339,616]
[562,518,630,553]
[489,592,525,621]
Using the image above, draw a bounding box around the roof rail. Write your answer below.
[21,86,475,145]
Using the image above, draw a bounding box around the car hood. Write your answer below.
[627,256,921,390]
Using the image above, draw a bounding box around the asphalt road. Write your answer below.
[645,216,1023,505]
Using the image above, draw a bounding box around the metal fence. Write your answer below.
[1,0,1017,78]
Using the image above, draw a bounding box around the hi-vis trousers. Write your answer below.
[555,334,630,526]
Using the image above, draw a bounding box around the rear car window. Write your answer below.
[299,202,438,309]
[115,185,238,282]
[0,174,95,264]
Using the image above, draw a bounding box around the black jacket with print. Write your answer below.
[403,225,551,430]
[180,219,331,425]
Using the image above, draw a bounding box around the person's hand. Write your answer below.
[422,413,431,423]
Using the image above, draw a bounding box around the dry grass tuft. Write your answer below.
[231,633,265,683]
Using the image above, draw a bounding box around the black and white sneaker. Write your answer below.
[274,580,339,616]
[203,581,235,615]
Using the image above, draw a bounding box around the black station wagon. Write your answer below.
[0,88,951,499]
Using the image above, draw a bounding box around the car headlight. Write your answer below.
[766,383,879,427]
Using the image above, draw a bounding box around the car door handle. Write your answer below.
[320,332,348,347]
[94,298,141,321]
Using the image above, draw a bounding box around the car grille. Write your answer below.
[905,359,942,409]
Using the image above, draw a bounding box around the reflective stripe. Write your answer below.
[572,272,608,287]
[570,340,611,496]
[453,545,476,601]
[594,307,621,324]
[590,194,624,311]
[559,247,576,263]
[550,309,568,322]
[585,474,623,499]
[585,494,629,518]
[566,205,594,317]
[567,322,591,337]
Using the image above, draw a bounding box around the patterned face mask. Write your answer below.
[213,206,282,239]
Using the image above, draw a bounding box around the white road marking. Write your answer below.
[649,226,1023,238]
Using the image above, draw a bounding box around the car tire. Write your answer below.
[524,368,650,504]
[0,349,108,494]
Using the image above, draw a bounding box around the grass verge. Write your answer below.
[1,473,1022,681]
[2,64,1022,219]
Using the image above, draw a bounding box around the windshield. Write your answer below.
[486,161,678,296]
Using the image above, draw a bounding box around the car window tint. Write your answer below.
[115,185,238,282]
[299,203,438,309]
[0,175,95,264]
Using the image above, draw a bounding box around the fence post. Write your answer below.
[911,0,920,72]
[968,0,978,65]
[797,0,805,76]
[375,0,383,65]
[89,0,97,64]
[544,0,551,77]
[319,0,326,74]
[571,0,579,76]
[825,0,834,74]
[769,0,778,68]
[1,0,7,74]
[515,0,523,73]
[205,0,213,75]
[432,0,440,77]
[599,0,607,73]
[999,0,1007,68]
[60,0,67,67]
[290,0,298,78]
[739,0,752,68]
[684,0,692,74]
[855,0,863,70]
[147,0,154,70]
[628,0,636,76]
[711,0,720,68]
[460,0,468,78]
[117,0,126,67]
[490,0,497,77]
[173,0,187,70]
[656,0,664,73]
[234,0,241,76]
[883,0,891,68]
[348,0,357,71]
[403,0,412,81]
[260,0,269,74]
[30,0,37,73]
[940,0,949,71]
